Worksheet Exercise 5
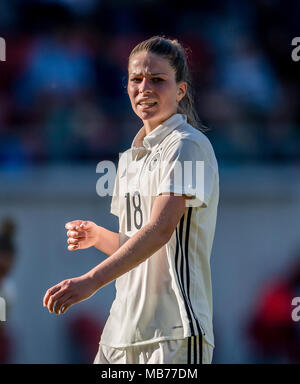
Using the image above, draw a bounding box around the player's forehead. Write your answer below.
[128,51,174,77]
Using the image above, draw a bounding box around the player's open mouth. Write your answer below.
[138,101,157,108]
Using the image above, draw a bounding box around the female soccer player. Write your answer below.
[43,36,219,364]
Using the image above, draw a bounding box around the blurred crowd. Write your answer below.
[0,0,299,168]
[247,253,300,363]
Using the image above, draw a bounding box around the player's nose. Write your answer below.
[139,77,152,93]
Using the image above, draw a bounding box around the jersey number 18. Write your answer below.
[125,192,143,231]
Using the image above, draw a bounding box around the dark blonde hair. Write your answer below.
[128,35,206,131]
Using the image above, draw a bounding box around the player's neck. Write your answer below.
[143,113,175,136]
[143,120,159,136]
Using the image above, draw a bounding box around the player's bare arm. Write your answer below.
[65,220,119,256]
[43,193,187,315]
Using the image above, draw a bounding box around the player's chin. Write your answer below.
[135,108,160,121]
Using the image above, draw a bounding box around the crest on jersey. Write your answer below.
[148,153,160,171]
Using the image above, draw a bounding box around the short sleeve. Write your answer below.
[157,138,217,208]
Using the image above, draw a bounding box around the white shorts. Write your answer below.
[93,335,214,364]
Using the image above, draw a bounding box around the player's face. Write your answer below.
[127,51,187,131]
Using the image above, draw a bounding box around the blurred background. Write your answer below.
[0,0,300,363]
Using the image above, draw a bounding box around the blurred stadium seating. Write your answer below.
[0,0,299,167]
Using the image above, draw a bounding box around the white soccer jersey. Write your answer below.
[100,113,219,348]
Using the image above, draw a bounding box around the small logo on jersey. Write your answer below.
[120,169,126,178]
[148,153,160,171]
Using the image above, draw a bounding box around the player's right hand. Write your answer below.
[65,220,99,251]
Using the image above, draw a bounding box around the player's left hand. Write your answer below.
[43,274,97,315]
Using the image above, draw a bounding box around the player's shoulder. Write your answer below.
[165,121,213,149]
[161,121,218,167]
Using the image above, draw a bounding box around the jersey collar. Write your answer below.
[132,113,187,151]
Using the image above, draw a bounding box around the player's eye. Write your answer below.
[129,77,164,84]
[130,77,142,83]
[151,77,164,83]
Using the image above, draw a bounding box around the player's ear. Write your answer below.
[176,82,187,103]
